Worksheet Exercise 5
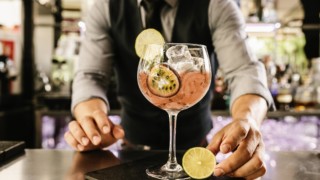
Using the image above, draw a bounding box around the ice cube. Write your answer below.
[192,57,204,70]
[166,45,192,62]
[171,60,194,72]
[166,45,205,73]
[189,47,203,57]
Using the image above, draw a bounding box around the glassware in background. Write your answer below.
[262,0,278,23]
[51,57,70,93]
[241,0,262,22]
[0,55,17,96]
[51,33,80,95]
[310,58,320,108]
[294,77,316,110]
[294,58,320,110]
[137,43,212,179]
[35,67,52,93]
[276,77,293,111]
[211,68,229,110]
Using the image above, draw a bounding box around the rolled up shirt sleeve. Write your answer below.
[209,0,275,110]
[71,0,114,113]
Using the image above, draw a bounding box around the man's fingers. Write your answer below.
[68,121,89,146]
[220,120,250,154]
[112,125,125,139]
[91,109,112,134]
[207,131,223,155]
[64,131,79,150]
[227,144,265,178]
[207,120,250,155]
[64,131,100,152]
[79,116,102,145]
[214,130,259,176]
[243,166,266,180]
[91,109,124,140]
[64,131,87,151]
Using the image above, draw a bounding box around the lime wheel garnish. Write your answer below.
[182,147,216,179]
[135,28,165,58]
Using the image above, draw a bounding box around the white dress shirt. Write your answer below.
[71,0,274,112]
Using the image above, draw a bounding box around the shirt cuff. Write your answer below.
[71,76,110,116]
[227,64,276,111]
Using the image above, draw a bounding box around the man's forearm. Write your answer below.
[231,94,268,126]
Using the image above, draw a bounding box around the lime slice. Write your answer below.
[182,147,216,179]
[135,28,165,58]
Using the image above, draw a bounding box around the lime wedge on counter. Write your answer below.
[182,147,216,179]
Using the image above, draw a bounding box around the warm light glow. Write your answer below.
[270,159,277,167]
[78,21,86,32]
[274,23,281,29]
[38,0,50,5]
[0,1,22,27]
[245,23,281,33]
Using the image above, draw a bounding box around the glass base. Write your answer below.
[146,162,190,179]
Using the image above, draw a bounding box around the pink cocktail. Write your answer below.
[138,71,211,111]
[137,43,212,179]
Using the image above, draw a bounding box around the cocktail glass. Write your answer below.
[137,43,212,179]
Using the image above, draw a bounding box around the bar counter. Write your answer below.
[0,149,319,180]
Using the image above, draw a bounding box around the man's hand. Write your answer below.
[64,98,125,151]
[208,94,268,180]
[207,118,266,180]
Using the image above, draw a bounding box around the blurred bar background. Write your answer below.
[0,0,319,151]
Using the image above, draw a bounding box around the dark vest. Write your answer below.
[109,0,214,150]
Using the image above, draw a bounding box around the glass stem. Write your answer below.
[165,110,181,171]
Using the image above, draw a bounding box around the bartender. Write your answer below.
[64,0,274,179]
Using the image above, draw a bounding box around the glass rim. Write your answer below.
[145,43,207,48]
[165,42,207,47]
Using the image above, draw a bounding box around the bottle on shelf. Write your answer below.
[310,58,320,108]
[276,77,293,111]
[294,76,316,110]
[293,58,320,110]
[262,0,278,23]
[240,0,263,22]
[211,69,229,110]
